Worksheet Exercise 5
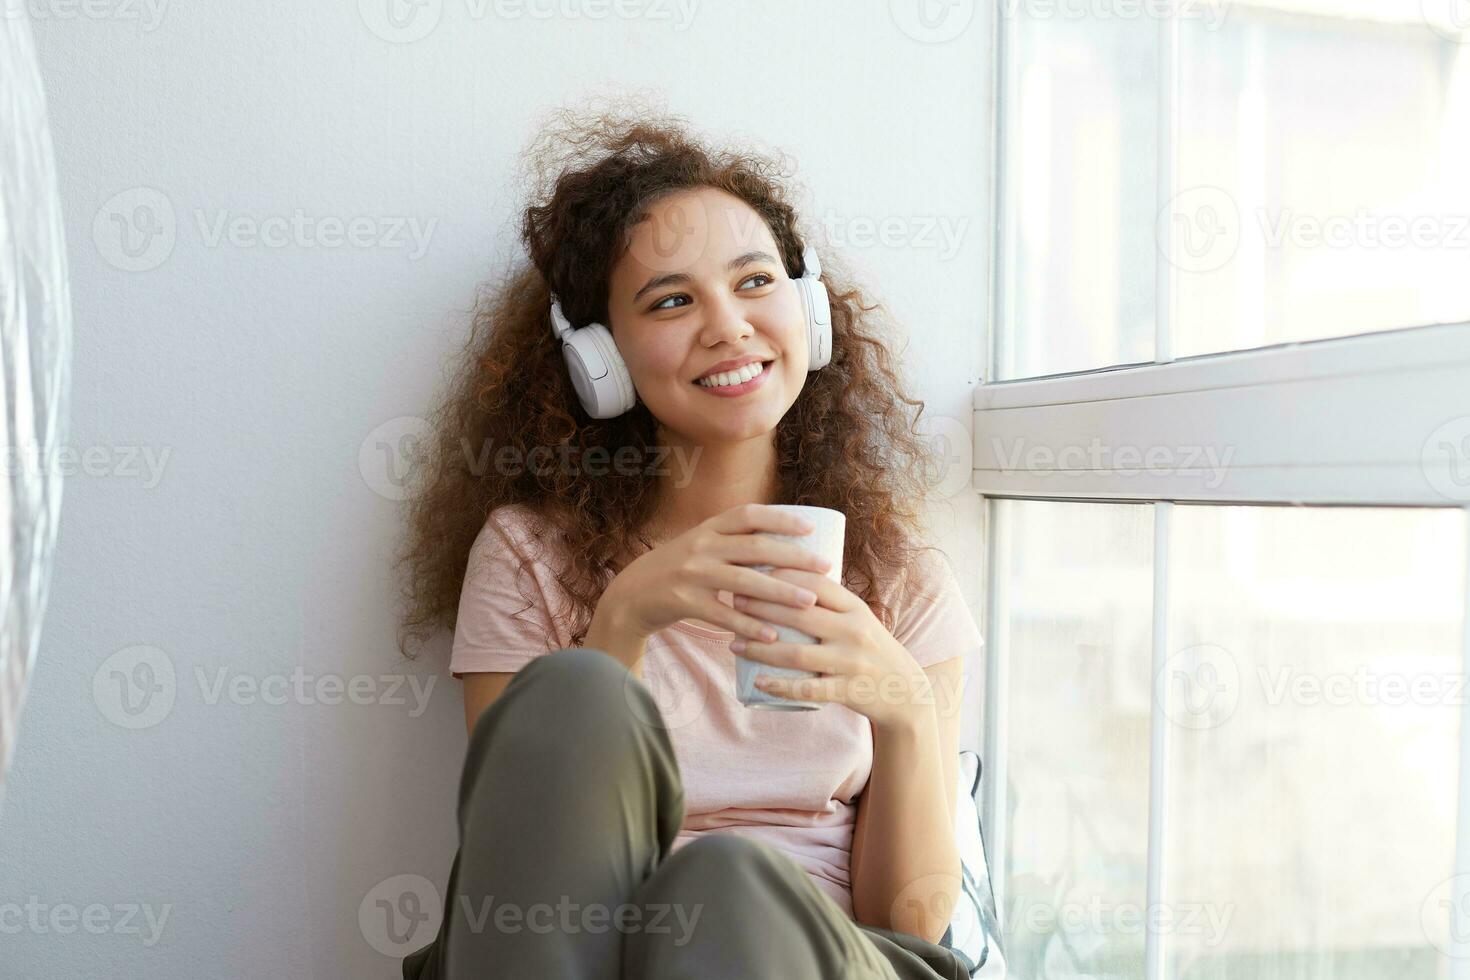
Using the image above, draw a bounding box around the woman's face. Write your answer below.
[605,186,808,447]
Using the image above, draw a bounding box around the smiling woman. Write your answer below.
[392,101,982,980]
[397,105,937,657]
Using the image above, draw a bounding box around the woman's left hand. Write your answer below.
[729,568,934,732]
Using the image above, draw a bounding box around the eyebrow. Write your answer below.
[630,250,781,304]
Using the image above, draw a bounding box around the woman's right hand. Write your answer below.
[602,504,835,643]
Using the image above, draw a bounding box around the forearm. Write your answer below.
[582,587,648,680]
[850,707,961,944]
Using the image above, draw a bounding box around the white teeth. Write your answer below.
[698,361,764,388]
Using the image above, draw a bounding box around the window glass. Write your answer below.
[1173,7,1470,357]
[996,499,1156,976]
[1164,505,1467,978]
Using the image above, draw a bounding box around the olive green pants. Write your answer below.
[402,646,970,980]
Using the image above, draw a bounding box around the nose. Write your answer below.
[697,290,753,349]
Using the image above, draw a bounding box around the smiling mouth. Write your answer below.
[693,360,773,389]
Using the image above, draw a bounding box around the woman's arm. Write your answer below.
[462,672,517,735]
[583,589,649,681]
[849,655,965,944]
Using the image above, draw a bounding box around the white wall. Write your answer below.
[2,2,992,974]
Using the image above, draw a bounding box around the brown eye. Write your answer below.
[651,293,690,311]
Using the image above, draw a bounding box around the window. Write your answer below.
[980,3,1470,977]
[994,0,1470,380]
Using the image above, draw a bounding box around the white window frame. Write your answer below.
[976,6,1470,978]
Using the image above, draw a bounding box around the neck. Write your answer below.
[648,428,780,541]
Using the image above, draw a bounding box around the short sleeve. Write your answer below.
[450,507,573,677]
[891,548,985,670]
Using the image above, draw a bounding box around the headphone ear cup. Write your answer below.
[795,277,833,371]
[563,322,636,419]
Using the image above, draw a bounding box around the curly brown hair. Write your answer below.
[395,101,942,658]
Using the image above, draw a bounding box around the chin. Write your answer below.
[729,402,789,435]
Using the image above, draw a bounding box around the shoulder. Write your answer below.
[482,502,547,544]
[479,502,558,555]
[467,503,562,578]
[892,543,958,608]
[457,503,576,626]
[452,504,577,671]
[886,542,984,667]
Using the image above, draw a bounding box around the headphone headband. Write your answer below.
[548,295,573,342]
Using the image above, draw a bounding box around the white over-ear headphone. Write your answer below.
[548,244,832,420]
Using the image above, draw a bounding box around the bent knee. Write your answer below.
[671,832,773,868]
[469,646,644,752]
[637,834,793,903]
[519,645,628,688]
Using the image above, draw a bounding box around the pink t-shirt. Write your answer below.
[449,503,984,919]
